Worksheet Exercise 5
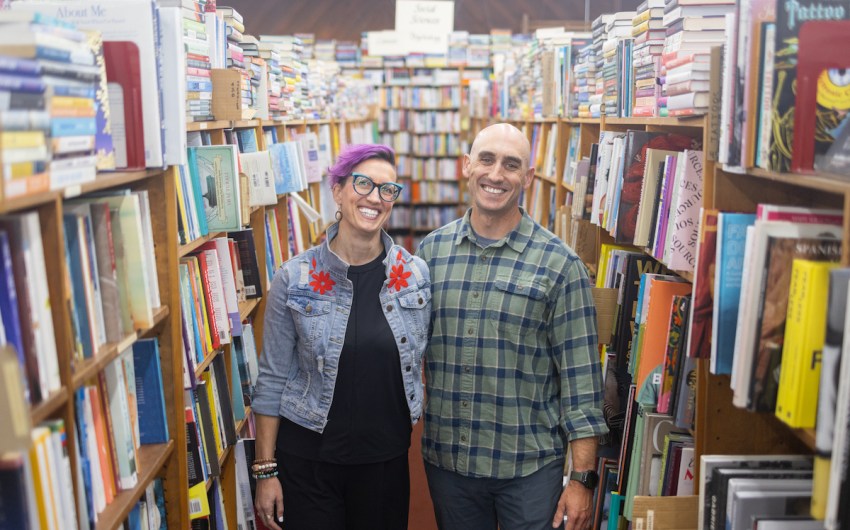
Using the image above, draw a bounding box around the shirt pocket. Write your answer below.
[489,275,547,337]
[397,287,431,342]
[286,294,332,356]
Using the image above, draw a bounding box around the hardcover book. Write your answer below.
[189,145,242,232]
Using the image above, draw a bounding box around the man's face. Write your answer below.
[462,127,534,219]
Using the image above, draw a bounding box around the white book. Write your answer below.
[201,248,231,345]
[604,136,625,232]
[676,446,695,496]
[727,478,812,530]
[31,426,59,530]
[212,238,242,337]
[103,354,139,491]
[19,213,61,395]
[134,190,161,308]
[662,155,687,265]
[240,151,278,207]
[718,12,737,166]
[157,7,188,166]
[242,323,259,389]
[826,283,850,529]
[11,0,164,167]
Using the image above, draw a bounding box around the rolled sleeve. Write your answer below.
[551,258,609,441]
[252,266,297,417]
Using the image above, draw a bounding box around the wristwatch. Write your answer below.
[569,469,599,490]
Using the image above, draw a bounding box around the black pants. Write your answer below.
[276,452,410,530]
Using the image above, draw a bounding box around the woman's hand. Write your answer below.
[255,476,284,530]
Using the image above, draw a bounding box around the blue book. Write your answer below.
[0,453,33,530]
[0,55,40,76]
[186,148,209,236]
[51,116,97,137]
[74,388,95,524]
[712,213,756,375]
[0,73,44,93]
[63,214,95,359]
[236,128,258,153]
[126,503,142,530]
[0,230,27,402]
[132,339,170,444]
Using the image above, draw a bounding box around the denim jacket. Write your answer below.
[253,223,431,433]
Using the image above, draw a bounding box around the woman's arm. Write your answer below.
[254,413,284,530]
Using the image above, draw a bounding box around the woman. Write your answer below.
[252,144,431,530]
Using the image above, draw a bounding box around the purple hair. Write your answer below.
[327,143,396,188]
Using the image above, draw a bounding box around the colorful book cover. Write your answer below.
[751,237,841,412]
[776,259,839,428]
[687,209,718,362]
[658,294,690,414]
[668,149,705,271]
[711,212,755,374]
[652,154,679,260]
[769,0,850,172]
[189,145,242,232]
[132,339,170,444]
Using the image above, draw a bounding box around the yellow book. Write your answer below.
[29,426,58,530]
[632,10,652,25]
[201,372,224,458]
[175,168,191,244]
[1,130,45,149]
[188,481,211,520]
[596,243,633,288]
[184,257,214,355]
[775,259,838,428]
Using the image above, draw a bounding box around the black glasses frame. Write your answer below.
[350,172,404,202]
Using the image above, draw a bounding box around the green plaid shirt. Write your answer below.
[417,209,607,479]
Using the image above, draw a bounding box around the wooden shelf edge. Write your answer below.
[238,298,261,321]
[179,231,226,258]
[30,388,69,424]
[72,332,139,389]
[139,306,171,339]
[95,441,174,530]
[0,169,162,215]
[194,348,220,378]
[236,407,251,434]
[745,167,850,195]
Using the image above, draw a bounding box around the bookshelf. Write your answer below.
[471,111,850,525]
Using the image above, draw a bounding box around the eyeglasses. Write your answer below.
[350,172,403,202]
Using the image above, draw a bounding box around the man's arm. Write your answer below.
[552,436,598,529]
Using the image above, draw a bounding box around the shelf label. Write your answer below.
[395,0,454,54]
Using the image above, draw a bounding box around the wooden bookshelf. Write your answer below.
[178,231,226,257]
[95,441,175,530]
[238,298,261,321]
[30,388,69,425]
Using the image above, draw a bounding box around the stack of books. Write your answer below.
[184,0,214,122]
[631,0,666,116]
[467,34,491,67]
[662,0,733,116]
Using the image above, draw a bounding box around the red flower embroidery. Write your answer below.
[388,263,412,292]
[396,250,404,262]
[310,270,335,295]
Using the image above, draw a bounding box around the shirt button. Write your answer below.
[480,256,487,262]
[460,435,467,442]
[418,297,423,304]
[472,292,479,298]
[464,366,471,373]
[467,328,474,335]
[406,365,412,372]
[401,336,407,344]
[462,401,468,407]
[386,305,393,312]
[305,304,313,313]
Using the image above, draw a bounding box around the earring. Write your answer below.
[335,205,342,221]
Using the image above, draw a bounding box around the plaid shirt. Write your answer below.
[417,209,608,479]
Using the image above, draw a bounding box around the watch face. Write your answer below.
[584,470,599,489]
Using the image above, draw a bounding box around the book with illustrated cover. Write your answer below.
[750,237,840,412]
[189,145,242,232]
[687,209,718,361]
[768,0,850,173]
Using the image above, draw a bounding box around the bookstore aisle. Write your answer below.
[2,0,850,528]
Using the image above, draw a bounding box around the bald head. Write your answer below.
[470,123,531,167]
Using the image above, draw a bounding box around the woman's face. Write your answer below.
[332,158,398,237]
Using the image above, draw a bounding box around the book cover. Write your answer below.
[768,0,850,172]
[711,212,755,374]
[751,237,841,412]
[87,201,125,343]
[667,149,705,271]
[192,381,220,477]
[132,339,170,444]
[687,208,718,361]
[652,154,678,260]
[634,148,680,247]
[102,353,138,491]
[201,239,241,337]
[658,294,689,414]
[227,229,262,300]
[776,259,839,428]
[195,250,227,347]
[210,354,237,447]
[189,145,242,232]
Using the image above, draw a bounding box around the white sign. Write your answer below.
[367,30,409,57]
[395,0,455,55]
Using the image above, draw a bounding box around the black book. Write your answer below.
[194,381,221,477]
[211,354,238,446]
[228,229,262,299]
[582,143,599,220]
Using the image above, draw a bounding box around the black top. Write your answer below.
[277,249,411,464]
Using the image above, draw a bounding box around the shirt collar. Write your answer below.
[455,207,534,254]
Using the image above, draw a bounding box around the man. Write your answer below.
[417,123,608,530]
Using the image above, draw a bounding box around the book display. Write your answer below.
[3,0,850,528]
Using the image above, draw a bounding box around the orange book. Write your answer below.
[634,278,692,393]
[88,386,117,504]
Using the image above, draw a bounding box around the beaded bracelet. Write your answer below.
[254,470,279,480]
[253,458,277,465]
[251,462,278,472]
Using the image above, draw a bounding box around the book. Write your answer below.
[132,339,170,444]
[687,209,718,361]
[775,259,839,428]
[189,145,242,232]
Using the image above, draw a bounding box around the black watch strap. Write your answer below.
[569,470,599,490]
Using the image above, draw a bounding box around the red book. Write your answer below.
[103,42,145,169]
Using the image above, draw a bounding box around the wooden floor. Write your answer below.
[408,420,438,530]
